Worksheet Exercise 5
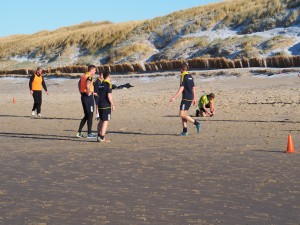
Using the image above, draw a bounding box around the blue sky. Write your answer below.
[0,0,222,37]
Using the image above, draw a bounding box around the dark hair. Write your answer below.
[208,93,215,99]
[181,64,188,70]
[36,67,42,72]
[103,72,110,79]
[88,65,96,72]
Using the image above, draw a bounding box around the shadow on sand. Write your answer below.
[0,114,80,121]
[0,132,87,142]
[163,115,299,124]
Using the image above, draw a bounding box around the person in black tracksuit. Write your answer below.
[29,67,49,117]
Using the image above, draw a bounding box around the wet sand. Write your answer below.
[0,68,299,224]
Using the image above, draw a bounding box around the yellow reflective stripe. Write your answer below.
[98,107,111,110]
[182,99,193,101]
[103,80,112,89]
[181,72,189,83]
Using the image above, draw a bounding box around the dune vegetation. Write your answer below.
[0,0,299,70]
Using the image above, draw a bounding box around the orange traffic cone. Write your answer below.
[13,97,16,104]
[286,135,295,153]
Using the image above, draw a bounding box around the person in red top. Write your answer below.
[76,65,97,138]
[29,67,49,117]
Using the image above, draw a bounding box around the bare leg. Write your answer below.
[179,110,195,124]
[97,120,103,135]
[182,118,187,129]
[100,121,109,137]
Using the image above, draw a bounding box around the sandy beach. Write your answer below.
[0,68,299,224]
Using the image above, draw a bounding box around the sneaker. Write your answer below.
[87,133,96,138]
[37,114,42,117]
[180,132,188,136]
[195,121,201,133]
[76,132,84,138]
[97,137,111,142]
[31,111,35,116]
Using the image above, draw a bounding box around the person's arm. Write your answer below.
[192,86,196,106]
[210,100,215,115]
[42,77,49,94]
[78,79,81,93]
[29,74,34,95]
[202,102,212,116]
[108,93,115,111]
[86,80,91,96]
[93,80,98,96]
[170,86,184,102]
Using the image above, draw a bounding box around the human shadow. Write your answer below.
[204,119,300,124]
[64,130,178,137]
[0,114,80,121]
[163,115,300,124]
[0,132,89,142]
[109,130,177,137]
[251,149,286,154]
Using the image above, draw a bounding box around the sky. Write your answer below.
[0,0,222,37]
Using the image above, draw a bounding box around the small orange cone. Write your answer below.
[13,97,16,104]
[286,135,295,153]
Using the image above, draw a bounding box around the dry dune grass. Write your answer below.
[1,56,299,76]
[141,0,294,34]
[0,21,143,58]
[107,43,154,63]
[1,0,297,61]
[262,36,295,52]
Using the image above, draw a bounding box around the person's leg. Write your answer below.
[180,110,201,134]
[78,96,88,134]
[97,108,111,142]
[32,91,38,112]
[86,96,94,135]
[36,91,42,115]
[87,112,93,134]
[179,110,194,123]
[100,121,109,137]
[97,120,103,136]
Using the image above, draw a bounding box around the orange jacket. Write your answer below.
[29,74,47,91]
[79,73,94,94]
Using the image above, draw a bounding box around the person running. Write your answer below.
[29,67,49,117]
[97,72,115,142]
[93,71,104,120]
[196,93,215,117]
[170,65,200,136]
[76,65,97,138]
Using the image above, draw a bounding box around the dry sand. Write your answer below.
[0,68,299,225]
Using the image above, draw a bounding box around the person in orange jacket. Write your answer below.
[29,67,49,117]
[76,65,97,138]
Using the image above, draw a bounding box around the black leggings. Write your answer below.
[32,91,42,114]
[78,95,94,134]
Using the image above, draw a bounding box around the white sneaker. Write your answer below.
[31,111,35,116]
[37,114,42,117]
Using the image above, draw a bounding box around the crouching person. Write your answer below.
[97,72,115,142]
[196,93,215,117]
